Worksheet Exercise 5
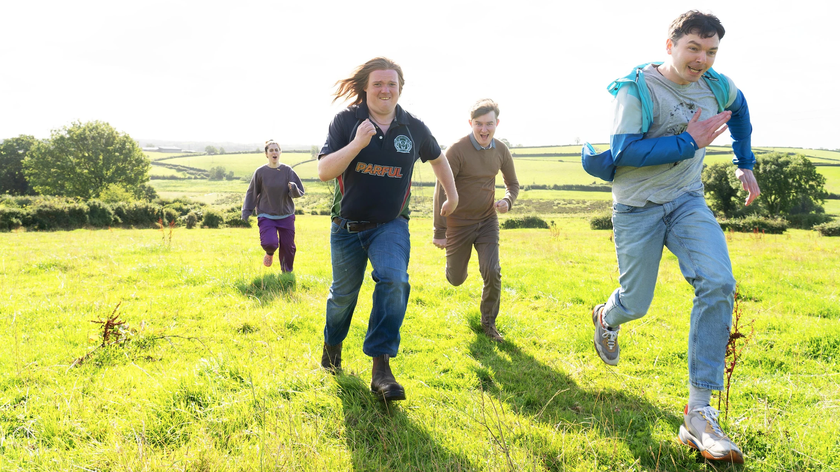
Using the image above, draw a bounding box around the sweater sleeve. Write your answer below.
[433,179,447,239]
[433,147,460,239]
[500,146,519,208]
[241,169,261,220]
[288,168,305,198]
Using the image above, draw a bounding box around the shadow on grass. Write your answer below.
[234,272,296,302]
[467,317,739,471]
[335,374,474,471]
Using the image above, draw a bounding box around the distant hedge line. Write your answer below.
[588,212,838,236]
[0,196,251,232]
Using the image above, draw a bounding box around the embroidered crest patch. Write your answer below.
[394,135,412,154]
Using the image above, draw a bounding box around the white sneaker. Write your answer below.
[678,405,744,464]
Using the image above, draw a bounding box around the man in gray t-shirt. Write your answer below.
[590,11,760,465]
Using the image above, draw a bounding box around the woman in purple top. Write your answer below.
[241,140,305,272]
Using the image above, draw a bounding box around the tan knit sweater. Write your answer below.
[433,135,519,239]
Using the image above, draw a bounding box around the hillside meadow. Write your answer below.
[145,145,840,217]
[1,215,838,471]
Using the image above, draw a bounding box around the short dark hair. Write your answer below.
[470,99,500,120]
[333,57,405,106]
[669,10,725,43]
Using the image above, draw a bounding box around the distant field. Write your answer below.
[148,145,840,217]
[147,152,314,179]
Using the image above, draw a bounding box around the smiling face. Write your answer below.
[364,69,400,118]
[470,111,499,148]
[265,143,281,167]
[661,32,720,85]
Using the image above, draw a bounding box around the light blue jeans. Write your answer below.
[602,191,735,391]
[324,217,410,358]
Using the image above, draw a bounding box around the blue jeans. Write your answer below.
[602,191,735,391]
[324,217,410,357]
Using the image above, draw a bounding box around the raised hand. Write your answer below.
[686,109,731,149]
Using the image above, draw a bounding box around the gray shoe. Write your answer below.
[592,304,619,366]
[678,405,744,464]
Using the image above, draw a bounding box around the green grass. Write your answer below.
[1,217,838,471]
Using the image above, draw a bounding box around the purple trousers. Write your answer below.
[258,216,296,272]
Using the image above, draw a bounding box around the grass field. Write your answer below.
[1,217,838,471]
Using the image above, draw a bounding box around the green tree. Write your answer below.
[500,138,512,149]
[752,153,827,216]
[208,166,227,181]
[702,162,742,217]
[310,145,319,159]
[205,145,218,155]
[0,135,39,195]
[219,147,226,155]
[23,121,150,199]
[99,183,136,204]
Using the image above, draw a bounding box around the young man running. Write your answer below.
[582,10,760,464]
[433,99,519,342]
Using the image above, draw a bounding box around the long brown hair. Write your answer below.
[332,57,405,106]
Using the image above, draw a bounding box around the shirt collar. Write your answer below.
[469,133,496,150]
[354,102,410,125]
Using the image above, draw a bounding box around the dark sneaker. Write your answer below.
[678,405,744,464]
[370,355,405,401]
[321,343,342,374]
[592,304,619,366]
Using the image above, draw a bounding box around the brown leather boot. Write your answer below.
[370,355,406,401]
[481,317,504,343]
[321,343,342,374]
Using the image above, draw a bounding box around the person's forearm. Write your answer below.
[430,156,458,205]
[318,141,365,181]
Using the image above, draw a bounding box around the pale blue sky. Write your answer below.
[2,0,837,150]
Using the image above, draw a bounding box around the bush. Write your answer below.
[208,166,227,181]
[814,221,840,237]
[112,201,161,228]
[29,199,88,230]
[500,215,549,229]
[718,217,788,234]
[590,213,613,230]
[785,212,832,230]
[225,214,251,228]
[202,209,223,228]
[179,210,202,229]
[0,207,25,231]
[87,199,115,227]
[161,208,179,226]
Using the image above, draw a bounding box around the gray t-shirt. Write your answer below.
[612,64,726,207]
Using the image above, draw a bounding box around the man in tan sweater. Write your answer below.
[433,99,519,342]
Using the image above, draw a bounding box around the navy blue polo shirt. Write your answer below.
[319,103,441,223]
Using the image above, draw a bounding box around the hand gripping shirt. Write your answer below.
[319,103,442,223]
